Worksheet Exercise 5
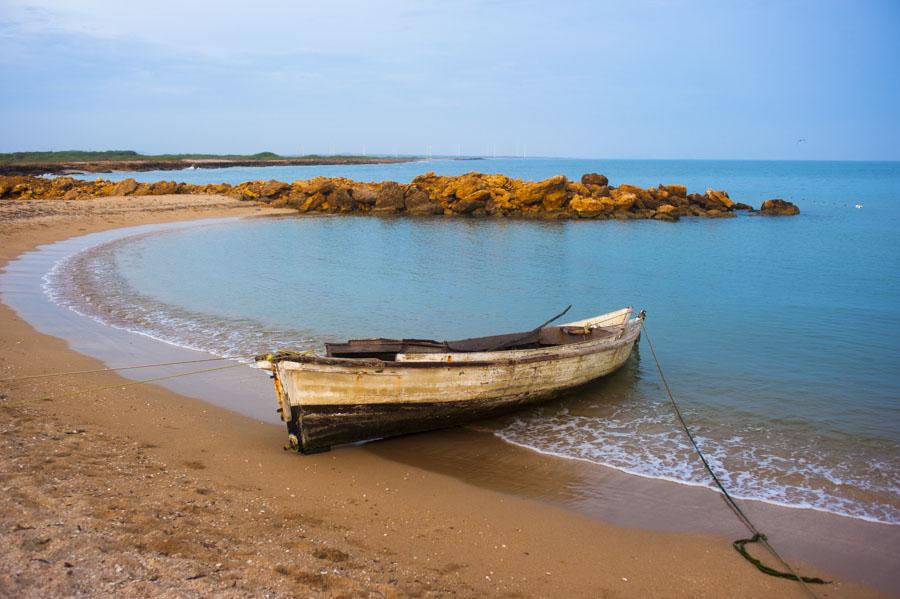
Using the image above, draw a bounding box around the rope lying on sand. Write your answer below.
[0,361,249,407]
[0,355,257,384]
[642,324,828,598]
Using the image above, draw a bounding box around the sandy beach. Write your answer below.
[0,195,893,598]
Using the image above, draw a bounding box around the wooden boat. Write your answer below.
[256,306,645,453]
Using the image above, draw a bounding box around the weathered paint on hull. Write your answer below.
[296,385,592,451]
[270,317,643,452]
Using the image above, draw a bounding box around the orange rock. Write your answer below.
[581,173,608,186]
[653,210,679,222]
[299,192,327,212]
[488,187,515,211]
[482,173,511,189]
[541,192,568,212]
[609,187,638,211]
[150,181,178,195]
[410,172,445,198]
[569,195,612,218]
[705,189,734,209]
[330,187,355,212]
[518,175,567,206]
[618,184,660,209]
[112,178,139,196]
[452,189,491,214]
[0,174,767,221]
[759,198,800,215]
[660,184,687,197]
[51,177,76,192]
[12,183,33,199]
[586,184,610,198]
[404,188,441,215]
[566,181,591,196]
[446,173,486,200]
[259,180,289,199]
[204,183,232,195]
[351,185,377,206]
[373,181,405,213]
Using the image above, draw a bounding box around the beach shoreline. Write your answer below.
[0,195,894,597]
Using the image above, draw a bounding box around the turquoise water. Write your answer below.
[54,159,900,523]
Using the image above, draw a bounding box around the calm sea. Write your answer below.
[58,159,900,524]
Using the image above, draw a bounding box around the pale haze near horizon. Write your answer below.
[0,0,898,160]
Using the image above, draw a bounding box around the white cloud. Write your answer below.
[0,0,513,61]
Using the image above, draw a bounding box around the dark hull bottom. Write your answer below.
[289,389,572,453]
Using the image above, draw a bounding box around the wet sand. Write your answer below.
[0,195,894,597]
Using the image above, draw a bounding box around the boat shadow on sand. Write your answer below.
[361,347,646,503]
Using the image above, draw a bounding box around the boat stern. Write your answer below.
[257,354,334,454]
[256,356,303,451]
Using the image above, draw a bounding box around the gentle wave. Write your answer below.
[42,234,319,363]
[494,405,900,525]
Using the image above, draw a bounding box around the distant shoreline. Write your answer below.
[0,151,483,176]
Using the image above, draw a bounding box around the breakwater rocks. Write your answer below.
[0,174,799,220]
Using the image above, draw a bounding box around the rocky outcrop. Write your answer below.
[0,174,800,221]
[149,181,178,195]
[373,181,406,214]
[404,188,441,215]
[759,198,800,216]
[704,189,734,210]
[581,173,608,187]
[569,195,611,218]
[111,178,138,196]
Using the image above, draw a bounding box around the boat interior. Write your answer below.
[325,323,625,361]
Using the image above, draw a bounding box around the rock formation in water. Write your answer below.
[0,174,800,220]
[758,198,801,216]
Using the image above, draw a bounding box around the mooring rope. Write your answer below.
[641,324,827,598]
[1,361,248,407]
[0,355,258,384]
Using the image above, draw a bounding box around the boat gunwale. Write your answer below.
[271,319,643,371]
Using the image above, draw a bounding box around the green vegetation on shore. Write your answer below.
[0,151,427,176]
[0,150,388,165]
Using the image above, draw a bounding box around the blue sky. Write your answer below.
[1,0,898,159]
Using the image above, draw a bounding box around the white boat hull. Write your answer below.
[259,308,643,452]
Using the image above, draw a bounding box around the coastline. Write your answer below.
[0,156,442,177]
[0,195,893,597]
